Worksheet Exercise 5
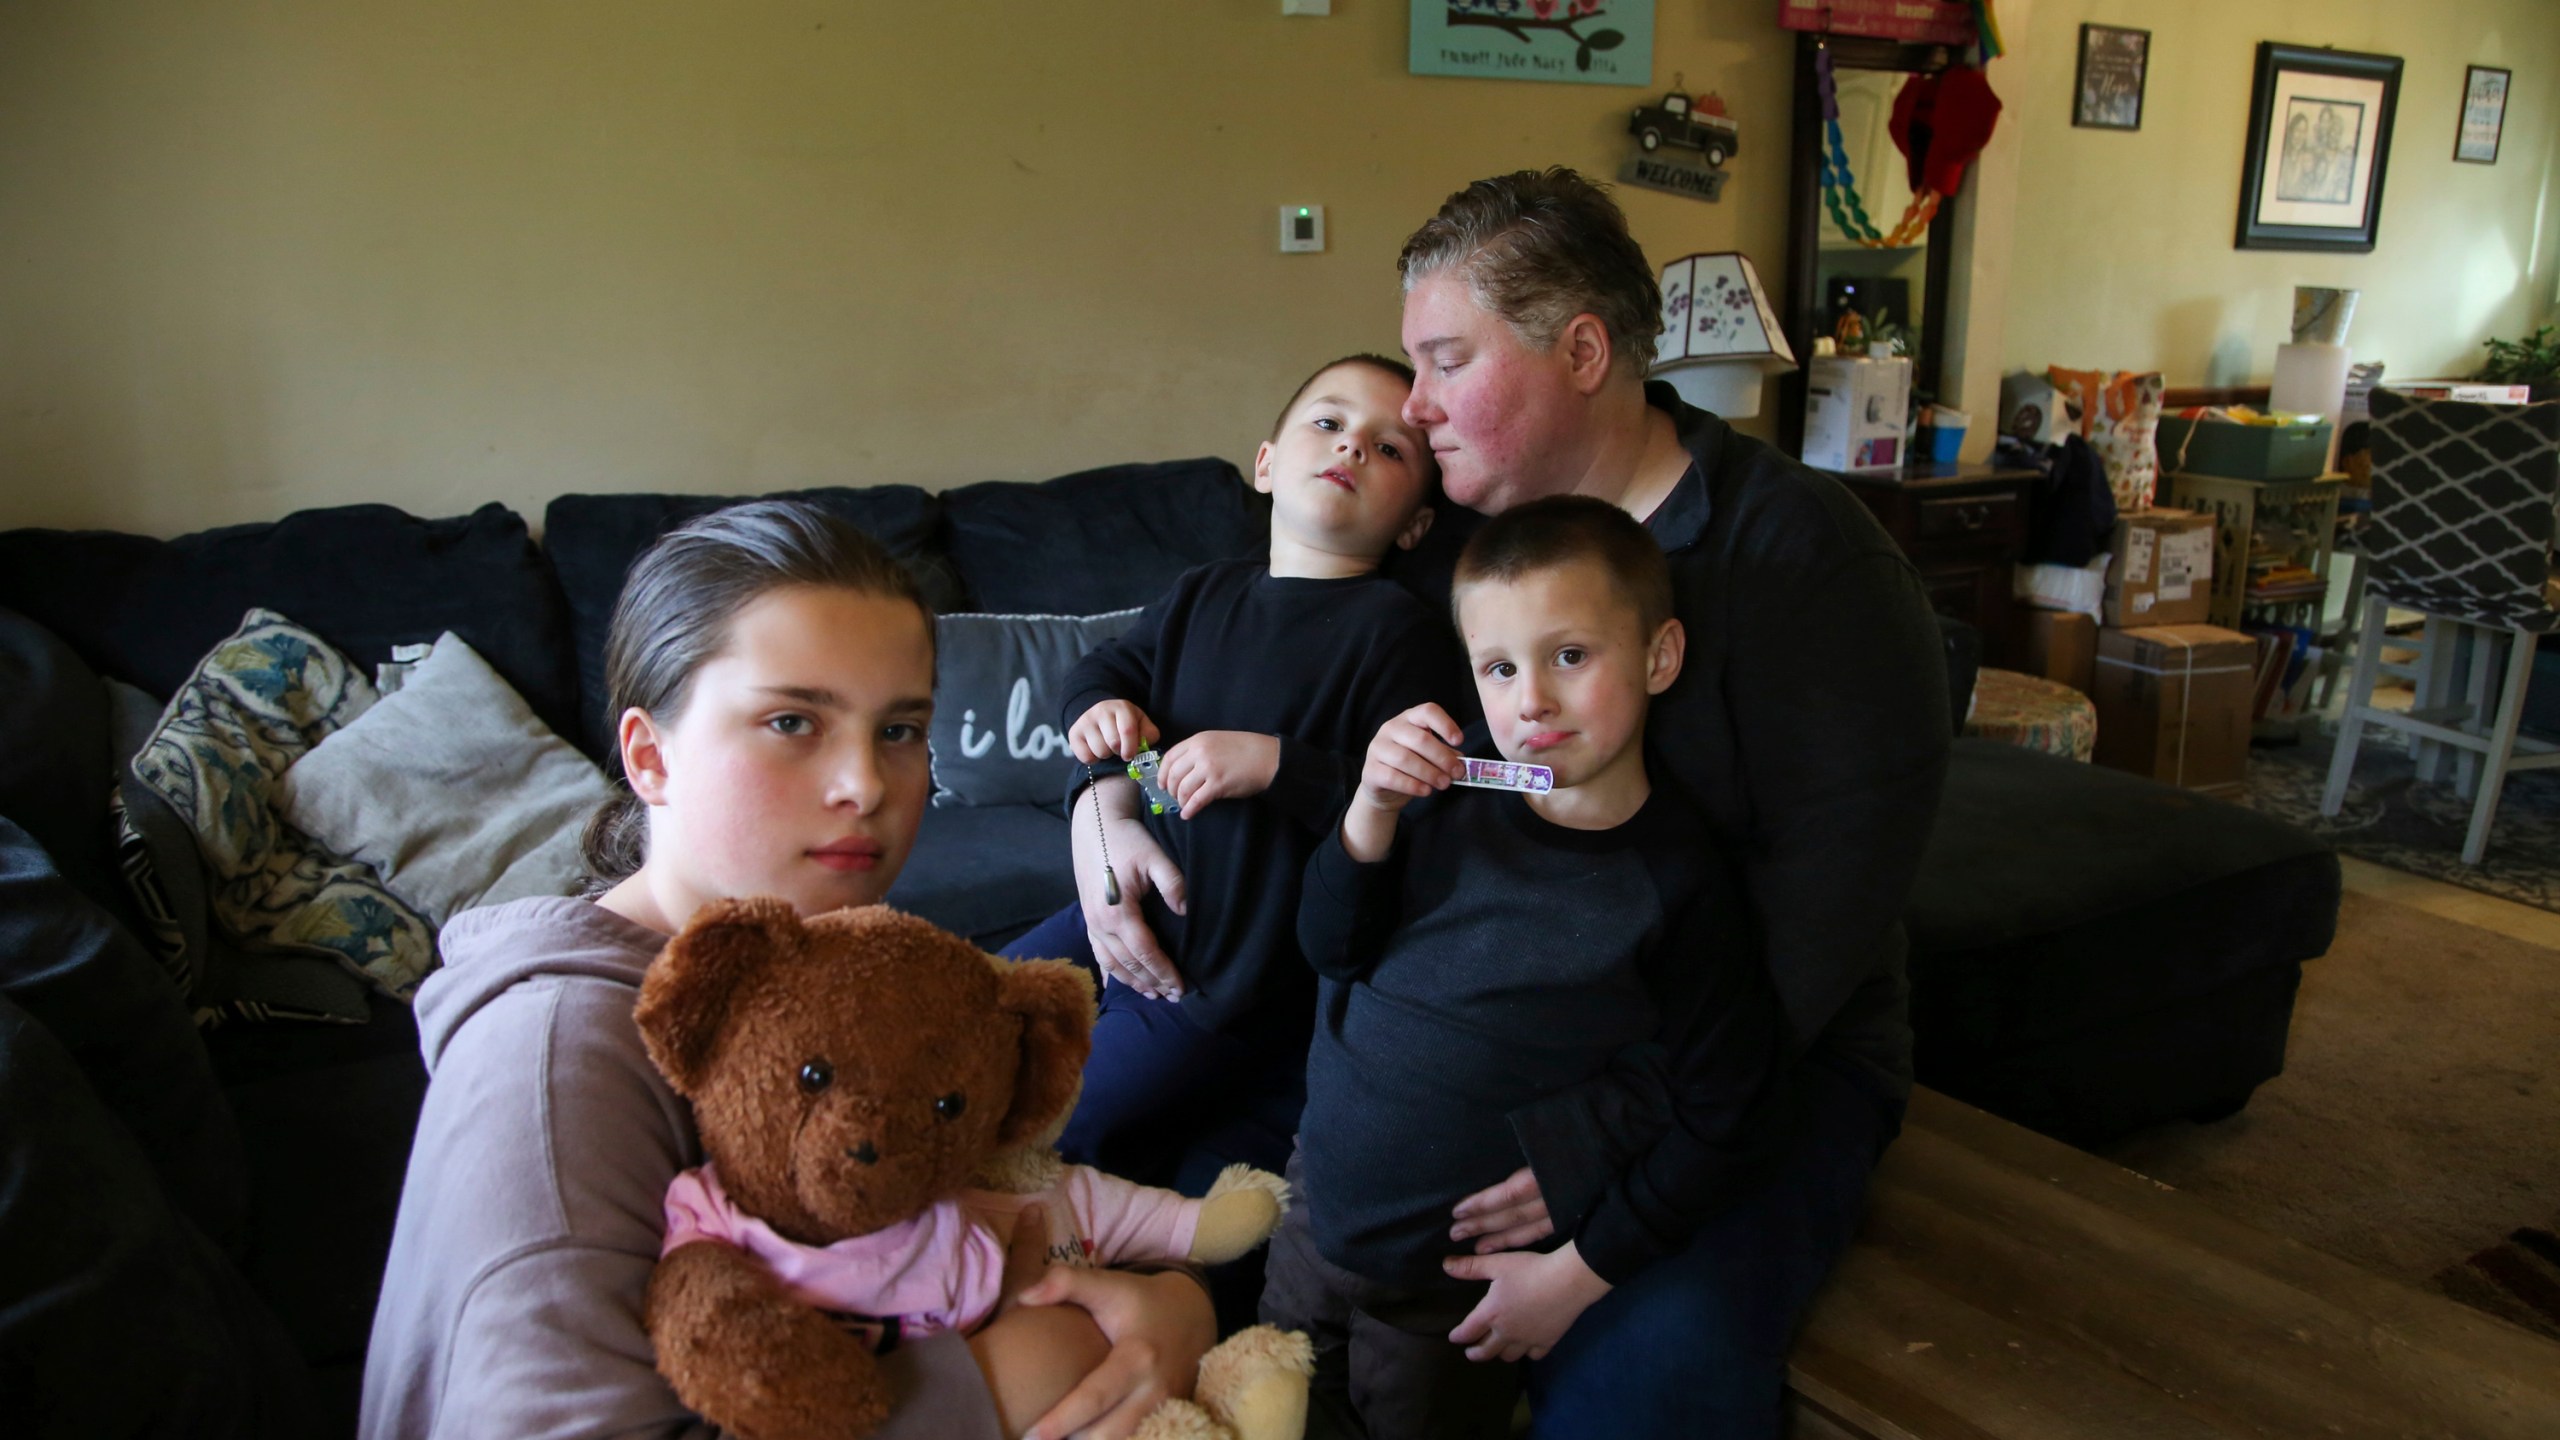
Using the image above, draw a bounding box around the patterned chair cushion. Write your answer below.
[132,610,436,1011]
[2366,389,2560,632]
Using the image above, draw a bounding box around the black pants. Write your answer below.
[1258,1152,1521,1440]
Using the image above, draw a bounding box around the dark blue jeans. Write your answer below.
[1526,1056,1900,1439]
[1000,904,1303,1194]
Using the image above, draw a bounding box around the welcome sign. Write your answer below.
[1410,0,1654,87]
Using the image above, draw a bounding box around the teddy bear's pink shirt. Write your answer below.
[661,1163,1202,1337]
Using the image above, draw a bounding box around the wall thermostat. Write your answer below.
[1278,204,1325,253]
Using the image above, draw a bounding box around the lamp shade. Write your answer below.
[1652,252,1797,417]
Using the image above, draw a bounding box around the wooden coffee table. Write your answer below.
[1789,1088,2560,1439]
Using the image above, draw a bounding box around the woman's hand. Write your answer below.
[1157,731,1280,815]
[1442,1241,1612,1364]
[1070,700,1159,765]
[1449,1165,1555,1253]
[1015,1266,1216,1440]
[1069,779,1189,1000]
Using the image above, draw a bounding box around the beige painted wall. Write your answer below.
[0,0,1796,537]
[2000,0,2560,386]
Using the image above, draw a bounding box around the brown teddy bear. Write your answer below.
[635,898,1310,1440]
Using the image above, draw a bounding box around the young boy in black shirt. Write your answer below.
[1054,355,1466,1183]
[1263,496,1790,1439]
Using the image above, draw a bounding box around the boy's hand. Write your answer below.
[1158,731,1279,814]
[1070,700,1159,765]
[1341,703,1466,863]
[1070,779,1190,1000]
[1442,1241,1612,1364]
[1355,703,1468,813]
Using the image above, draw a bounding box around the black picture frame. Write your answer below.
[2235,42,2402,253]
[2455,64,2510,164]
[2073,24,2149,130]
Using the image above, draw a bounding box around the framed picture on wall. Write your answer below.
[2455,64,2510,163]
[2073,24,2149,130]
[2234,41,2403,253]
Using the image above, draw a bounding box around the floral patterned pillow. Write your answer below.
[132,609,436,1003]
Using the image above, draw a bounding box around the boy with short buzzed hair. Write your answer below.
[1264,495,1791,1440]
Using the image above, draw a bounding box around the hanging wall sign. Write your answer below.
[1410,0,1655,86]
[1776,0,1972,47]
[1617,87,1737,202]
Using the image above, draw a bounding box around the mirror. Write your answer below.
[1817,70,1928,359]
[1779,34,1958,458]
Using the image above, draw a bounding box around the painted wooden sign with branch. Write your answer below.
[1410,0,1655,86]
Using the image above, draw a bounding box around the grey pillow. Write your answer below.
[276,635,613,927]
[929,610,1142,808]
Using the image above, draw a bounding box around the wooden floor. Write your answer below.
[1787,1087,2560,1439]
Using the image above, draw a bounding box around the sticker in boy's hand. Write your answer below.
[1455,759,1553,794]
[1126,750,1183,817]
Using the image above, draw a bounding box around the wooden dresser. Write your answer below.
[1838,462,2040,666]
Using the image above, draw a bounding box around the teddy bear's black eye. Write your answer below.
[934,1092,967,1120]
[798,1060,833,1094]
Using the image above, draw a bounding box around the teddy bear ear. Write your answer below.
[991,959,1096,1149]
[634,896,804,1096]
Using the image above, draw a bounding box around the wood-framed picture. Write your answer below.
[2234,41,2402,253]
[2455,64,2510,164]
[2073,23,2149,130]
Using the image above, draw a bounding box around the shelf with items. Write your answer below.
[2162,471,2346,632]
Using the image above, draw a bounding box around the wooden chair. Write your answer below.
[2321,389,2560,864]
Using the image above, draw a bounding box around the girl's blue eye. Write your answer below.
[770,714,813,736]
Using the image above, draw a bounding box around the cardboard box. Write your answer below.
[2102,509,2215,627]
[2092,624,2256,793]
[1802,355,1910,474]
[2023,609,2098,694]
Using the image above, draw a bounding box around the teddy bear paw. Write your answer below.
[1194,1325,1314,1440]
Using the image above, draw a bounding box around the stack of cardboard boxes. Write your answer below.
[2016,508,2255,795]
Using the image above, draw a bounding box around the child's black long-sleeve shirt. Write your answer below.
[1294,782,1792,1287]
[1059,558,1465,1036]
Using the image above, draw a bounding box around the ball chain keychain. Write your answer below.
[1086,765,1121,906]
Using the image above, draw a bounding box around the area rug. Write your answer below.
[2097,891,2560,1330]
[2240,725,2560,914]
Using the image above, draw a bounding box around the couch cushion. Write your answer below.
[0,608,119,908]
[940,459,1268,617]
[541,486,959,759]
[0,992,318,1439]
[1907,738,2339,1053]
[929,609,1144,808]
[0,502,578,750]
[133,611,429,1012]
[0,816,248,1253]
[277,635,611,926]
[885,804,1074,946]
